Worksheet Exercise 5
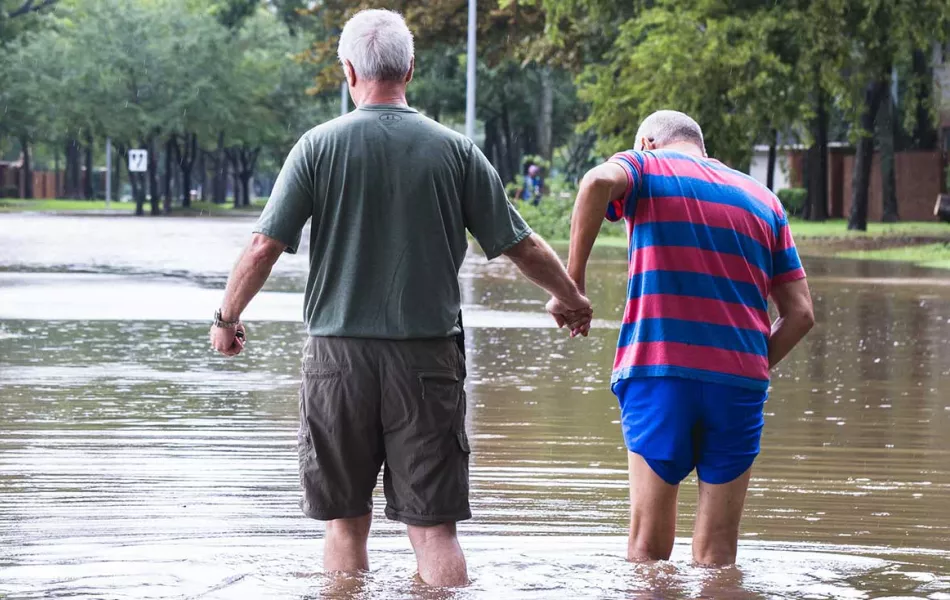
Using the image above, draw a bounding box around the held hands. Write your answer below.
[546,292,593,338]
[210,323,246,356]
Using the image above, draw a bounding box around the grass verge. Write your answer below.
[837,242,950,270]
[788,219,950,239]
[0,198,266,214]
[0,199,136,212]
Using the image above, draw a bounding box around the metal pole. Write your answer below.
[341,80,348,116]
[105,137,112,208]
[465,0,476,140]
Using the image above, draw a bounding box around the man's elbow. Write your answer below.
[501,233,539,260]
[246,234,286,267]
[797,303,815,334]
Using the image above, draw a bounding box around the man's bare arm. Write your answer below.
[567,163,629,293]
[768,278,815,368]
[210,233,286,356]
[220,234,287,321]
[503,233,591,332]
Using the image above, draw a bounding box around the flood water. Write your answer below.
[1,214,948,599]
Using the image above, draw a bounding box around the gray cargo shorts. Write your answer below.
[297,336,471,526]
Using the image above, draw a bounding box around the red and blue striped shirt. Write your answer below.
[606,150,806,391]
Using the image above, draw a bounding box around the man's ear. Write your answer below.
[405,57,414,84]
[639,137,656,151]
[343,60,357,87]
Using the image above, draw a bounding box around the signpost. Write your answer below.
[128,149,148,173]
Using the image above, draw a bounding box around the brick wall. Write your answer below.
[786,148,945,221]
[841,151,945,221]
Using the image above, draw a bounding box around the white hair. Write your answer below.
[634,110,706,152]
[338,10,414,82]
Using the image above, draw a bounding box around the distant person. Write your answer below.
[519,163,544,206]
[209,9,590,587]
[559,110,814,565]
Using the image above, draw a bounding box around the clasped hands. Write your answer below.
[546,291,593,338]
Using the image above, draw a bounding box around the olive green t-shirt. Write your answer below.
[253,104,531,339]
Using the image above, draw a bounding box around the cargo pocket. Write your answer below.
[415,370,461,429]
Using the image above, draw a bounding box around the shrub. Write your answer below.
[777,187,807,216]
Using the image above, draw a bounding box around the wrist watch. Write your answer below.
[213,309,240,329]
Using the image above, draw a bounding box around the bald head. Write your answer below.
[634,110,706,155]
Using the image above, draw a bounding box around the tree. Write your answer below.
[813,0,950,230]
[0,0,58,43]
[575,0,803,169]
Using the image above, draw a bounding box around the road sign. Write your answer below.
[128,149,148,172]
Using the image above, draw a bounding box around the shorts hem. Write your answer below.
[300,502,373,522]
[385,507,472,526]
[696,454,759,485]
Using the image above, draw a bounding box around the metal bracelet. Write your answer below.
[213,309,240,329]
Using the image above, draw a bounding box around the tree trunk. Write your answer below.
[494,119,511,183]
[114,143,123,204]
[805,76,829,221]
[237,145,260,207]
[233,162,241,208]
[848,80,887,231]
[483,116,498,168]
[911,49,938,150]
[766,129,777,191]
[214,131,227,204]
[164,135,175,214]
[537,66,554,160]
[65,139,81,199]
[179,132,197,208]
[145,137,160,215]
[500,103,518,184]
[20,136,33,199]
[198,150,208,202]
[879,84,899,223]
[54,144,60,198]
[83,133,94,199]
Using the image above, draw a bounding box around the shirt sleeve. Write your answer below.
[771,217,806,286]
[462,143,532,260]
[605,150,645,222]
[252,136,314,254]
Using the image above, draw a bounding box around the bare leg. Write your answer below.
[324,514,372,573]
[627,452,679,562]
[407,522,468,587]
[692,468,753,566]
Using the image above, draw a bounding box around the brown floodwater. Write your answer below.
[0,214,948,599]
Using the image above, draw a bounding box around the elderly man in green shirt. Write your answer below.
[209,9,590,588]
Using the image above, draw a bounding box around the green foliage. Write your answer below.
[576,0,803,168]
[515,197,575,240]
[777,187,807,217]
[509,171,625,241]
[812,0,950,138]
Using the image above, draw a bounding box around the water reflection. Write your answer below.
[0,214,949,598]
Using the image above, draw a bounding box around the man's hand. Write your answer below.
[546,294,593,337]
[210,323,246,357]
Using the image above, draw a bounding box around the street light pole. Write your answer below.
[465,0,476,140]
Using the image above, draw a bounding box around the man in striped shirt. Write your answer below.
[560,110,814,565]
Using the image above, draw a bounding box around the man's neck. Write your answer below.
[656,142,705,158]
[356,83,409,108]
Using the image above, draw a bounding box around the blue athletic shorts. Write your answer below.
[613,376,767,485]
